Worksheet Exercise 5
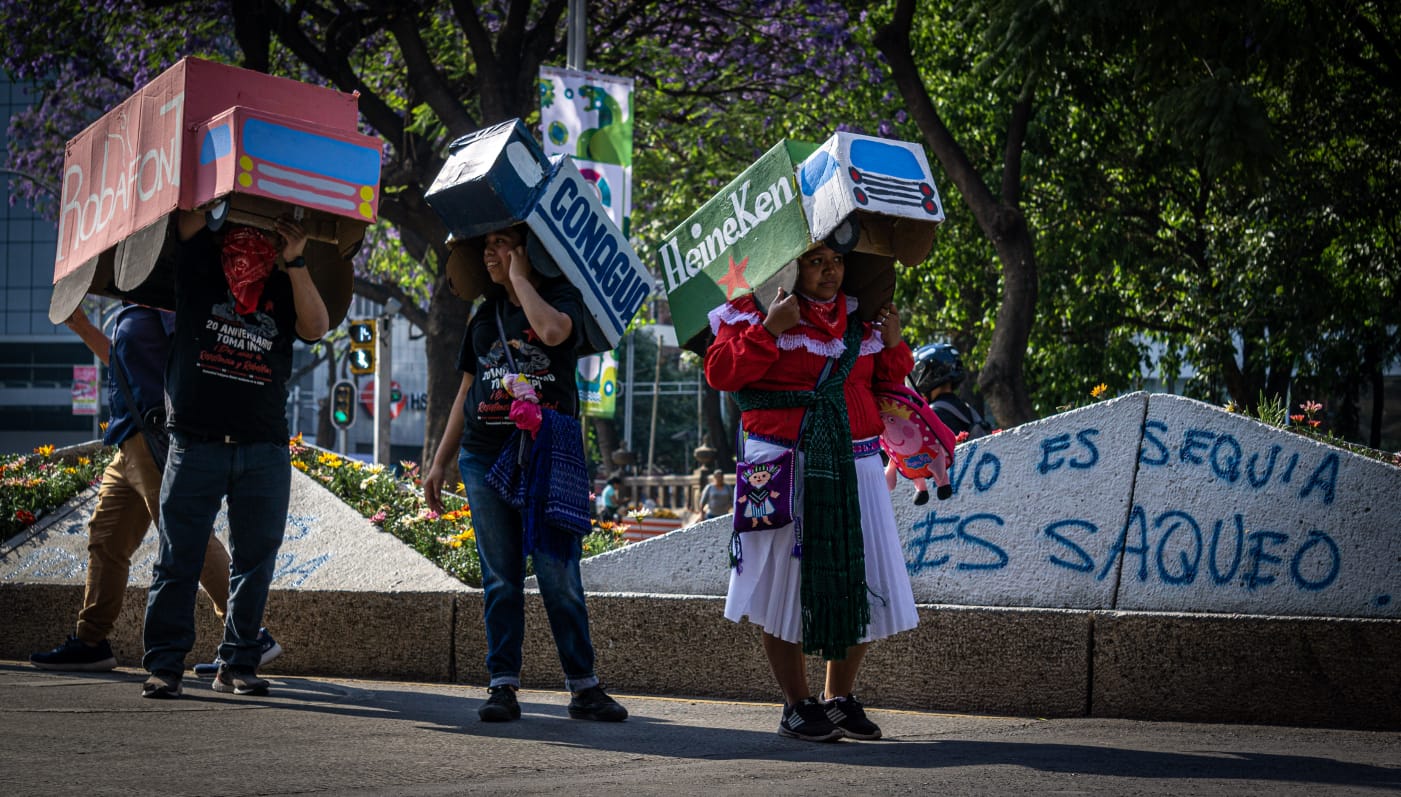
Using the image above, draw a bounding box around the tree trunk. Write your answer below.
[874,0,1039,427]
[421,274,470,480]
[702,380,733,471]
[978,222,1037,426]
[1369,366,1385,450]
[592,417,619,477]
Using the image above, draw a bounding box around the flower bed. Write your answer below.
[287,436,628,586]
[1,444,112,539]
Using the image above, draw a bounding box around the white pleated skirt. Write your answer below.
[724,436,919,645]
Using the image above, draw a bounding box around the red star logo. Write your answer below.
[716,253,751,300]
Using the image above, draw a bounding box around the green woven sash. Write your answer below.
[734,316,869,660]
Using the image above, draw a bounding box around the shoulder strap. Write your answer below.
[493,301,518,372]
[110,355,170,465]
[933,395,973,425]
[110,358,151,435]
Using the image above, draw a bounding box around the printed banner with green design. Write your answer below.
[538,66,634,237]
[659,139,818,349]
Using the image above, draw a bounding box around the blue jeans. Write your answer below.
[459,447,599,692]
[144,434,290,676]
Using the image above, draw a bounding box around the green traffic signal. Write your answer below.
[331,380,356,428]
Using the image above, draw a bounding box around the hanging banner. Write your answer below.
[577,351,618,419]
[72,366,99,416]
[538,66,634,237]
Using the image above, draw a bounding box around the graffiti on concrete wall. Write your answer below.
[2,510,333,589]
[903,412,1388,609]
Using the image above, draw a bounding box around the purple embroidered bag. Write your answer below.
[733,450,797,533]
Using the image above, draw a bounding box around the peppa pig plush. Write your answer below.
[875,382,956,505]
[499,373,543,437]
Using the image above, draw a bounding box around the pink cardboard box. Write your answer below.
[50,57,380,327]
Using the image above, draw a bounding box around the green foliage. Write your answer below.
[884,0,1399,443]
[1251,391,1288,428]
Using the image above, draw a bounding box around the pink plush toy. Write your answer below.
[500,374,542,437]
[875,382,956,505]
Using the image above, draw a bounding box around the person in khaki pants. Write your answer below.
[28,305,265,671]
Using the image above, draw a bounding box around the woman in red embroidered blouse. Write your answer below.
[705,243,919,742]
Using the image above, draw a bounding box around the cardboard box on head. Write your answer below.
[425,119,652,354]
[660,131,945,353]
[48,57,381,328]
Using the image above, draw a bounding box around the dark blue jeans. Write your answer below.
[459,447,599,692]
[144,434,290,676]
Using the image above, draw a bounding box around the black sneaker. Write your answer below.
[212,665,269,696]
[30,636,117,672]
[567,685,627,722]
[779,697,844,742]
[141,673,183,699]
[823,693,882,740]
[478,685,521,722]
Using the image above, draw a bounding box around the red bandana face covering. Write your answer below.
[221,227,280,315]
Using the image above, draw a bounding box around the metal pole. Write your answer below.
[290,385,300,436]
[623,329,634,455]
[646,331,662,473]
[697,369,703,455]
[374,316,391,465]
[567,0,587,71]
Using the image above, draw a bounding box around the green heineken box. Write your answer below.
[661,133,945,353]
[659,140,818,352]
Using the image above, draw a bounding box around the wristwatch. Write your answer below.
[286,256,307,269]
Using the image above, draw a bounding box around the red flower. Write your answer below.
[15,509,36,525]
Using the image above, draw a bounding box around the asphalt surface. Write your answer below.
[1,661,1397,796]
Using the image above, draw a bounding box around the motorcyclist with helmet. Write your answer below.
[909,343,994,439]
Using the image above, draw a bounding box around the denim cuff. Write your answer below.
[565,674,599,692]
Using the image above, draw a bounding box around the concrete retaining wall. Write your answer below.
[577,393,1401,617]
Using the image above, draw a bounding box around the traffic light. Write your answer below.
[348,320,376,375]
[331,381,357,428]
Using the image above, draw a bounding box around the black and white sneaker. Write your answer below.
[778,697,845,742]
[823,693,882,740]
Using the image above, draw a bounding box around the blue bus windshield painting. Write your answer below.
[849,140,924,180]
[847,140,939,215]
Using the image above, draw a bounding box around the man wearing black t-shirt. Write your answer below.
[141,211,328,699]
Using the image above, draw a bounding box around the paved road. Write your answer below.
[1,662,1397,796]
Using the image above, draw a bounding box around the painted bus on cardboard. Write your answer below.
[49,57,380,327]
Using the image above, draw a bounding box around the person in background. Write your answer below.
[910,343,993,440]
[698,469,733,520]
[30,306,279,673]
[141,211,326,699]
[705,243,919,742]
[423,224,626,724]
[599,475,624,523]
